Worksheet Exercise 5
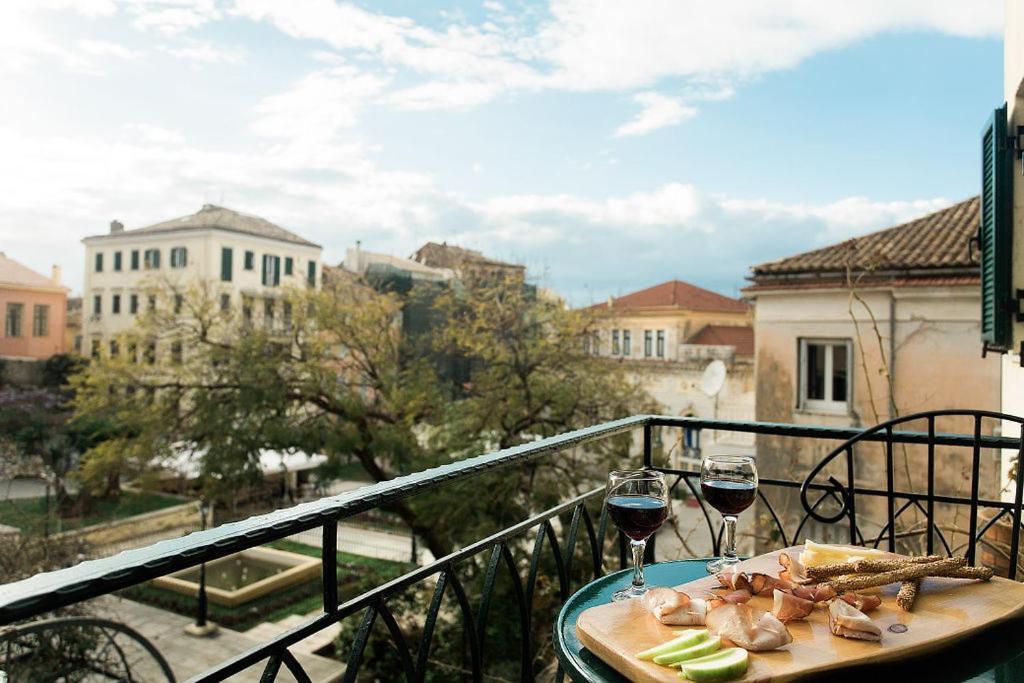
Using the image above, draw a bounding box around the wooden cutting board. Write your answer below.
[576,545,1024,682]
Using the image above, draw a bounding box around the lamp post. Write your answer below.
[185,497,217,636]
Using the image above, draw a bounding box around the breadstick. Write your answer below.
[896,579,920,611]
[940,565,994,581]
[826,557,965,593]
[807,555,943,580]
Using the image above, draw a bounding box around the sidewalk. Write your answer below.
[94,595,344,682]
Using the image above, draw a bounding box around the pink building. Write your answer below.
[0,252,68,360]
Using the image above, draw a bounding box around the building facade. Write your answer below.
[0,253,68,360]
[587,280,755,458]
[745,198,1001,549]
[81,204,322,356]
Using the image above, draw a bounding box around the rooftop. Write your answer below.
[0,253,66,292]
[84,204,321,248]
[590,279,748,313]
[411,241,524,273]
[686,324,754,356]
[750,196,979,281]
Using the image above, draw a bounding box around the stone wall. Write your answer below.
[56,500,199,555]
[0,358,45,386]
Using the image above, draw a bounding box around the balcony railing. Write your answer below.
[1,412,1022,682]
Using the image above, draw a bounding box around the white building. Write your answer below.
[81,204,322,356]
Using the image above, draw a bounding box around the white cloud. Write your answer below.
[129,2,220,36]
[537,0,1001,91]
[159,40,245,64]
[79,39,140,59]
[251,65,391,143]
[614,92,697,137]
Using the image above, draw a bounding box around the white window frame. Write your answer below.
[798,338,852,413]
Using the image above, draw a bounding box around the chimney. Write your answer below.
[110,220,124,234]
[51,265,61,285]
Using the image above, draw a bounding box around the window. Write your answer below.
[244,250,255,270]
[220,293,230,311]
[112,294,121,315]
[109,339,119,357]
[799,339,851,412]
[221,247,233,282]
[92,295,102,317]
[113,251,122,271]
[94,252,103,272]
[127,340,137,364]
[32,305,49,337]
[91,339,100,358]
[242,295,253,325]
[307,260,317,287]
[5,303,23,337]
[130,250,140,270]
[264,298,274,326]
[285,257,293,275]
[148,295,156,311]
[623,330,631,356]
[644,330,652,357]
[171,341,183,365]
[611,329,620,355]
[174,294,183,314]
[262,254,280,286]
[144,340,156,365]
[144,248,161,269]
[170,246,188,268]
[130,293,138,314]
[283,301,292,328]
[656,330,665,358]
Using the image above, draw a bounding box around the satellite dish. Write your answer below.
[701,359,727,397]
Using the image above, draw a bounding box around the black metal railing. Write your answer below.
[1,412,1022,682]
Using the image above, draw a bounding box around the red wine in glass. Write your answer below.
[606,470,668,601]
[607,495,669,541]
[700,455,758,573]
[700,479,756,516]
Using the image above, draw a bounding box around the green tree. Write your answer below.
[72,274,649,556]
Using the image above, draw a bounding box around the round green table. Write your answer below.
[553,560,1024,683]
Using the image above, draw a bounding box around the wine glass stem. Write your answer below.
[630,539,647,589]
[723,515,738,561]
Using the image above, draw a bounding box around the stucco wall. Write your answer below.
[0,285,67,360]
[82,228,322,345]
[751,284,1001,552]
[595,308,748,361]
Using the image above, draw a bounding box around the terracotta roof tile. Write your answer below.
[751,197,979,279]
[686,325,754,356]
[592,280,747,313]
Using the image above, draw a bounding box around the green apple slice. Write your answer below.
[653,635,721,665]
[635,629,709,660]
[678,647,749,682]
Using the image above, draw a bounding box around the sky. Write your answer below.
[0,1,1005,304]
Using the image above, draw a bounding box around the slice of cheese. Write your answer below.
[799,540,889,568]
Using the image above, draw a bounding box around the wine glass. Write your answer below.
[700,455,758,574]
[606,469,669,601]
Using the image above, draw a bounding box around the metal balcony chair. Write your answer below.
[0,616,175,682]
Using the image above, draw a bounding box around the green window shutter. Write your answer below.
[980,103,1014,350]
[131,250,139,270]
[274,256,281,285]
[261,254,268,285]
[221,247,233,282]
[307,260,316,287]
